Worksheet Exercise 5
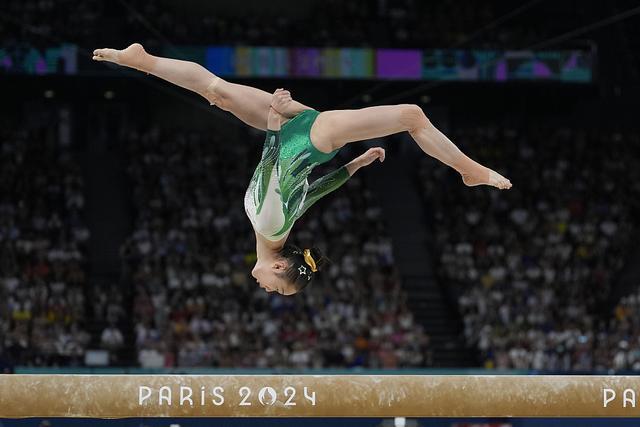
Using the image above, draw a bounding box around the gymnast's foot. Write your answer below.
[461,168,512,190]
[92,43,148,69]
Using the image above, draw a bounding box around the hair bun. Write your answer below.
[308,246,328,273]
[277,244,330,292]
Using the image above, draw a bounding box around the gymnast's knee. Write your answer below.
[398,104,430,133]
[203,76,230,110]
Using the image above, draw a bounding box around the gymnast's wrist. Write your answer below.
[269,105,283,116]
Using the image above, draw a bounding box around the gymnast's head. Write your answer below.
[252,245,327,295]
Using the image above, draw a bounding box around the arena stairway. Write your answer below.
[364,137,477,367]
[81,105,136,366]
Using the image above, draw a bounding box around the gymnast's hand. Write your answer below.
[271,88,292,115]
[346,147,385,176]
[357,147,386,167]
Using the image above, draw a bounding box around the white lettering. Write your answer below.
[258,387,277,406]
[212,386,225,406]
[139,386,152,405]
[604,388,616,408]
[624,389,636,408]
[304,387,316,406]
[180,386,193,406]
[239,386,252,406]
[135,384,317,407]
[284,386,296,406]
[159,386,172,406]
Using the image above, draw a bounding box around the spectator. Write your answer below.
[419,125,638,371]
[101,322,124,352]
[0,111,91,367]
[121,124,432,368]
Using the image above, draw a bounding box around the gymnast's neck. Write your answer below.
[254,231,288,261]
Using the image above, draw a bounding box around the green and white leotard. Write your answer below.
[245,109,350,241]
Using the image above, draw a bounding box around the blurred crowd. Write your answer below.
[609,290,640,371]
[0,112,91,368]
[0,0,639,374]
[2,106,640,372]
[0,0,591,50]
[121,125,431,369]
[419,125,640,371]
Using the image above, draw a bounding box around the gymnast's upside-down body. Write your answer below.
[93,43,512,296]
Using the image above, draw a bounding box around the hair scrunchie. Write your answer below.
[303,249,318,272]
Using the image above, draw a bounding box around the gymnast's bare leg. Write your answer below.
[92,43,310,130]
[311,105,511,189]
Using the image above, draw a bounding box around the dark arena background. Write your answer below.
[1,0,640,426]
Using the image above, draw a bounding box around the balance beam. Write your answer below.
[1,375,639,417]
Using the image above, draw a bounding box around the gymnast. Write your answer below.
[93,43,511,295]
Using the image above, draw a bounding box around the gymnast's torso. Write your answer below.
[244,109,346,241]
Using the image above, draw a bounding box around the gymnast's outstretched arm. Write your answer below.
[92,43,311,131]
[253,90,290,214]
[299,147,386,217]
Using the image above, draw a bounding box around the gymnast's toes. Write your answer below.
[92,48,120,63]
[490,170,512,190]
[461,169,512,190]
[92,43,146,65]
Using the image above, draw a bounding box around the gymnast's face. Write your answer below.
[251,262,297,296]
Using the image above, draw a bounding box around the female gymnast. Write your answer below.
[93,43,511,296]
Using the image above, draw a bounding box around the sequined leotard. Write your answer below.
[244,109,350,241]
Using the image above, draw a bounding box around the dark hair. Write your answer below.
[277,244,328,292]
